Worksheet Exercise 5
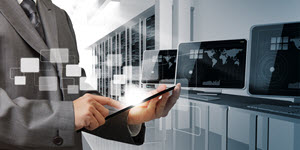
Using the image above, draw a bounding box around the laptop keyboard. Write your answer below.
[247,104,300,117]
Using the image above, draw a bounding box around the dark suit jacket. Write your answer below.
[0,0,145,149]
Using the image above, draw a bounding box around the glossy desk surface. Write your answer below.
[183,93,300,122]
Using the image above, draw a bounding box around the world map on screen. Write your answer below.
[204,49,243,67]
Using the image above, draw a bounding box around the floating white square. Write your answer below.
[14,76,26,85]
[107,54,122,67]
[123,66,132,80]
[21,58,39,73]
[110,82,121,96]
[132,66,140,81]
[66,65,82,77]
[80,77,97,91]
[113,75,126,84]
[68,85,79,94]
[50,48,69,63]
[95,68,102,78]
[39,76,58,91]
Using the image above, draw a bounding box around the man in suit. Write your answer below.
[0,0,181,149]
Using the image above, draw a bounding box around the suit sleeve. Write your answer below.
[63,11,146,145]
[0,88,77,148]
[84,110,146,145]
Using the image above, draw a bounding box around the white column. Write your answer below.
[155,0,173,49]
[176,0,192,44]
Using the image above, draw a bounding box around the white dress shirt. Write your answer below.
[17,0,37,4]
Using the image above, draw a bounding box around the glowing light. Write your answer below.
[123,85,149,106]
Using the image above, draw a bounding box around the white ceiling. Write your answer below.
[51,0,108,50]
[52,0,106,18]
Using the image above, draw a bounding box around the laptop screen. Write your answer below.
[176,39,247,89]
[249,22,300,96]
[142,49,177,84]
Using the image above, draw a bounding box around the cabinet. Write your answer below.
[172,98,208,150]
[227,109,256,150]
[228,107,300,150]
[256,116,268,150]
[208,105,228,150]
[171,98,228,150]
[269,118,300,150]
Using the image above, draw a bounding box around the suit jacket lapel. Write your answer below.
[38,0,69,100]
[38,0,59,48]
[0,0,49,58]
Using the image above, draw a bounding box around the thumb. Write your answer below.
[147,84,167,112]
[147,96,160,113]
[140,85,167,108]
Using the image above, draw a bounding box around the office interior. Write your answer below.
[52,0,300,150]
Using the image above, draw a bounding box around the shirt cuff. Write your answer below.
[127,124,142,137]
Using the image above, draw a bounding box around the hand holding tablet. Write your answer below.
[108,85,175,120]
[77,83,181,132]
[127,84,181,125]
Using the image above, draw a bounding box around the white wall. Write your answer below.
[195,0,300,42]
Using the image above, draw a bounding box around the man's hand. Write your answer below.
[127,83,181,125]
[73,93,122,131]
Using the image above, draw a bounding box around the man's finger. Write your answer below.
[155,92,170,117]
[162,83,181,116]
[139,84,167,108]
[150,84,167,95]
[172,83,181,100]
[147,95,161,114]
[146,84,167,108]
[92,101,109,117]
[85,115,99,131]
[137,100,150,108]
[89,104,106,125]
[88,94,124,109]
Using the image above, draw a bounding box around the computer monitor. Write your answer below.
[176,39,247,90]
[142,49,177,84]
[249,22,300,97]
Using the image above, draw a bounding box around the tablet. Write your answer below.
[106,85,175,120]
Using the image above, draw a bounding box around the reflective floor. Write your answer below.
[82,97,223,150]
[82,96,300,150]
